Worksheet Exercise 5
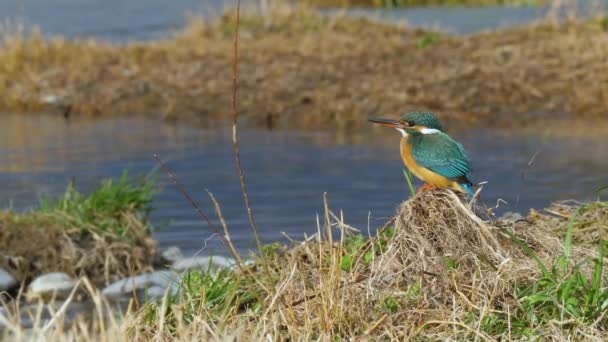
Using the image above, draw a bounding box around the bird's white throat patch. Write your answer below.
[396,128,408,137]
[420,128,440,134]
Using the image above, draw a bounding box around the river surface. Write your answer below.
[2,0,606,41]
[1,114,607,256]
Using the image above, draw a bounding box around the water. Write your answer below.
[330,1,607,34]
[2,1,606,41]
[1,114,607,256]
[0,0,231,41]
[336,6,547,33]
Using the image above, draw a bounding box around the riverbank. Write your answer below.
[1,6,607,131]
[1,187,607,340]
[304,0,547,7]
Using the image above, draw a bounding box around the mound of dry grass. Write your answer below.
[0,212,157,287]
[122,190,606,340]
[245,190,596,339]
[1,6,607,130]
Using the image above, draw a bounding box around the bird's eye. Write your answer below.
[406,120,415,127]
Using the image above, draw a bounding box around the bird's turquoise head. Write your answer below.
[368,111,444,135]
[401,112,443,131]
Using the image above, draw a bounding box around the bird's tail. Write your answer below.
[461,183,475,196]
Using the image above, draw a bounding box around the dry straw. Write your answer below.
[2,190,607,340]
[0,211,157,287]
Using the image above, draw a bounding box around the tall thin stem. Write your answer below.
[231,0,265,257]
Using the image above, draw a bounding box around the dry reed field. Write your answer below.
[1,4,607,130]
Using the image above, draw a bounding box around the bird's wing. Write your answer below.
[411,132,471,181]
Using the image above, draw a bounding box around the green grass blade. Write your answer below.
[591,241,606,306]
[595,185,608,197]
[564,206,585,259]
[403,168,416,197]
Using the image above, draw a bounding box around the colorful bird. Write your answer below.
[369,112,474,195]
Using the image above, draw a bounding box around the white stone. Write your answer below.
[0,268,17,291]
[40,94,62,104]
[145,286,168,299]
[27,272,77,299]
[171,256,236,272]
[101,271,180,300]
[161,246,184,264]
[501,211,524,223]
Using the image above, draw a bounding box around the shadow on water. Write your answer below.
[1,113,607,256]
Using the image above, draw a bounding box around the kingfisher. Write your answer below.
[369,112,474,195]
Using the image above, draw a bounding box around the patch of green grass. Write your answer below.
[382,296,400,313]
[417,32,441,49]
[144,267,263,331]
[341,227,395,272]
[177,269,246,319]
[465,310,536,339]
[219,14,267,37]
[463,202,608,339]
[497,203,608,336]
[517,205,608,325]
[380,279,421,313]
[341,234,366,271]
[600,17,608,32]
[262,241,286,257]
[39,170,156,237]
[444,257,459,270]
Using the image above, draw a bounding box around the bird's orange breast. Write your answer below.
[400,137,464,191]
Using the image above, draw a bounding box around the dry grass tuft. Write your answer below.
[528,200,608,247]
[0,212,158,287]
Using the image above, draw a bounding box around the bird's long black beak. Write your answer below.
[368,117,402,128]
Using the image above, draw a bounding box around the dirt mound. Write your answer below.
[0,212,159,287]
[371,190,561,298]
[249,189,603,339]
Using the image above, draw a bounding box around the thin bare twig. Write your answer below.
[207,191,245,267]
[231,0,265,258]
[153,154,244,272]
